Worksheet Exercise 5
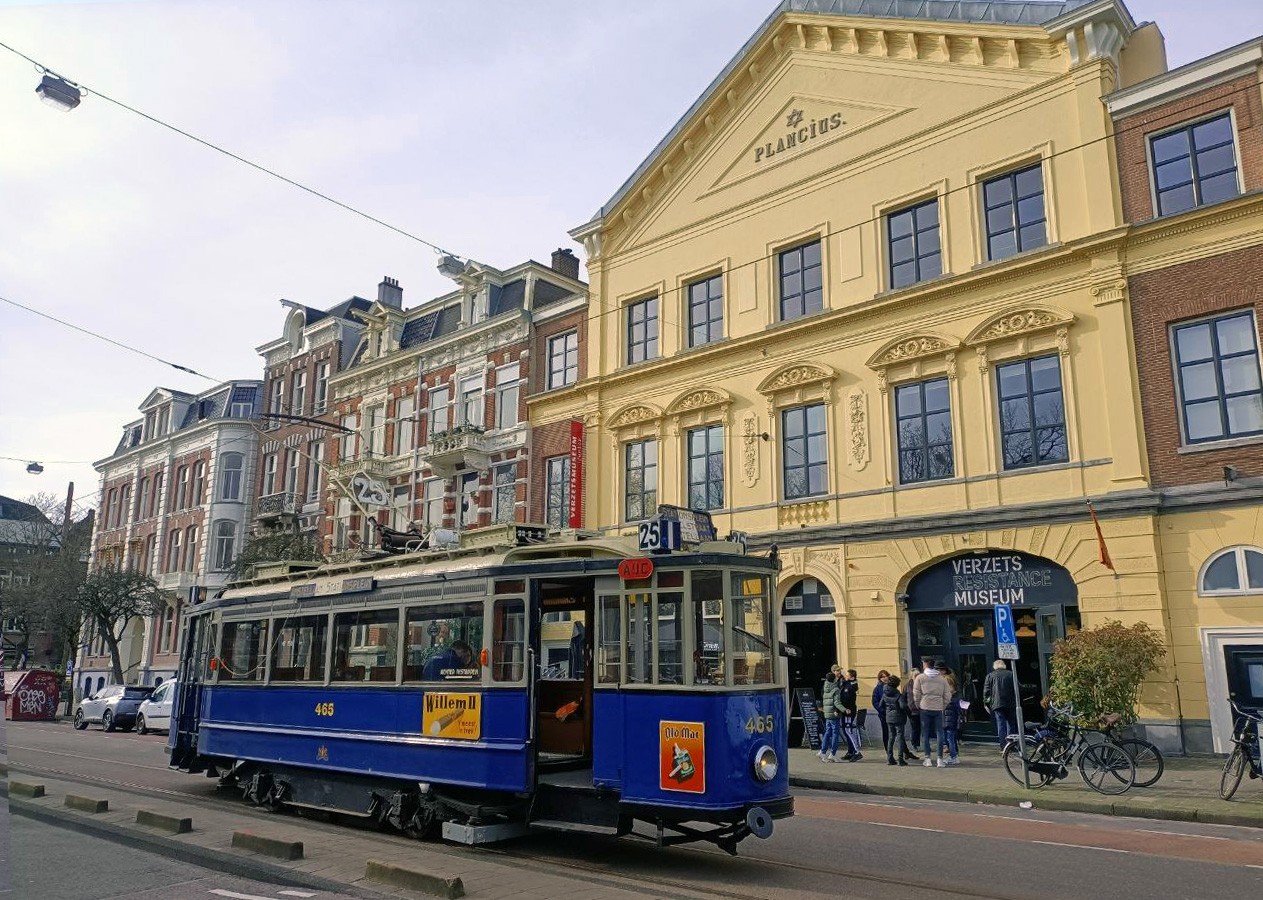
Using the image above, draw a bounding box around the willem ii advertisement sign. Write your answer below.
[905,551,1078,611]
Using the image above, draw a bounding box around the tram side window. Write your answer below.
[692,570,726,685]
[657,593,684,684]
[731,573,774,685]
[219,620,268,682]
[269,615,328,682]
[491,598,525,682]
[332,609,399,682]
[597,595,621,684]
[405,602,484,682]
[626,593,654,684]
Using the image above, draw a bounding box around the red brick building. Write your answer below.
[1108,37,1263,752]
[323,250,587,552]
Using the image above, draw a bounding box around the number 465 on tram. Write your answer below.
[168,529,793,854]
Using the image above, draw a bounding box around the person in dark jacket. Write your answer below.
[819,671,843,762]
[872,670,891,755]
[983,660,1019,747]
[839,668,862,761]
[881,675,909,765]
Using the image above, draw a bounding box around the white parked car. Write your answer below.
[136,681,176,734]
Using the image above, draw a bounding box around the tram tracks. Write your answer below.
[7,756,1031,900]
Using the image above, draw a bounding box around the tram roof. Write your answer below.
[206,535,773,610]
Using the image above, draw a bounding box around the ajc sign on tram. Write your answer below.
[618,558,654,581]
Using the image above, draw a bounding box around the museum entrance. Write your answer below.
[906,551,1080,740]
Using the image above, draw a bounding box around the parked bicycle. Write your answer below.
[1100,719,1165,788]
[1002,703,1136,795]
[1219,700,1262,801]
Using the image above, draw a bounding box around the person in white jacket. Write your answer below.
[912,658,952,767]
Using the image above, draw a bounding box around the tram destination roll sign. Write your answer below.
[905,551,1077,611]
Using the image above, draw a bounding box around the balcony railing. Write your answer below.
[420,424,490,477]
[256,490,298,520]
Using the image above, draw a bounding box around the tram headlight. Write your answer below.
[753,744,779,782]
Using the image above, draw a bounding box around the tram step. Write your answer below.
[529,818,622,836]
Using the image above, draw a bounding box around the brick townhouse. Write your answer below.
[1108,36,1263,751]
[322,249,587,551]
[252,289,370,539]
[78,380,261,694]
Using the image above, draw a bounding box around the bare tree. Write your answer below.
[76,567,168,683]
[0,492,89,669]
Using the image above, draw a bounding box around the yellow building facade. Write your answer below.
[531,0,1262,751]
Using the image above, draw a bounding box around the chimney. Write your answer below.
[377,276,403,310]
[550,248,580,281]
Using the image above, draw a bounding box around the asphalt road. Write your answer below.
[8,719,1263,900]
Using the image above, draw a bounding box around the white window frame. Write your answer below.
[366,404,386,457]
[548,331,579,389]
[284,450,299,496]
[314,363,330,413]
[494,364,520,430]
[306,440,324,503]
[291,371,307,416]
[459,375,484,428]
[219,453,243,501]
[1198,546,1263,597]
[263,453,278,495]
[214,520,236,571]
[429,385,451,437]
[393,395,415,456]
[340,415,359,461]
[422,478,445,530]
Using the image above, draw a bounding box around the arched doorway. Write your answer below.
[781,577,838,747]
[905,551,1080,736]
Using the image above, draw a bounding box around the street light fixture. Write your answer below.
[26,462,44,475]
[36,73,82,111]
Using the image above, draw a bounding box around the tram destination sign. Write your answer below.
[905,551,1077,611]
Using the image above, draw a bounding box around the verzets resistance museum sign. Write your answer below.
[906,551,1077,611]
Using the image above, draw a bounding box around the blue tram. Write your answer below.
[168,529,792,852]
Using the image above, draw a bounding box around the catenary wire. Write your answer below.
[0,39,460,260]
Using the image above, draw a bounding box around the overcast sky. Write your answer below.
[1,0,1260,511]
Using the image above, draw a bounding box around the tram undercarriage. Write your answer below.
[206,757,785,854]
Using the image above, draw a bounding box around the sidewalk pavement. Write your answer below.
[2,771,707,900]
[788,744,1263,827]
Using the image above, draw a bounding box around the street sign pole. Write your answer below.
[994,604,1029,789]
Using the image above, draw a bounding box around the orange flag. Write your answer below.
[1087,501,1114,571]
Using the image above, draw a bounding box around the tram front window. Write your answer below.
[693,570,725,685]
[731,573,773,685]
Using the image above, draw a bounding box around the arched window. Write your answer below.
[1199,546,1263,596]
[184,525,198,572]
[219,453,243,501]
[782,577,836,615]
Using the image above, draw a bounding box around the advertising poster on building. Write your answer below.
[422,692,482,740]
[568,420,584,528]
[659,720,706,793]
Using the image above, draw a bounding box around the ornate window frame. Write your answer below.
[757,363,838,500]
[1199,546,1263,598]
[605,401,664,524]
[964,305,1077,475]
[866,332,962,488]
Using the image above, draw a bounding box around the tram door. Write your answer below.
[531,577,594,764]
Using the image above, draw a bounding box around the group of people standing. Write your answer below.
[817,657,1020,767]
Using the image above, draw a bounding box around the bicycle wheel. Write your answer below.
[1003,736,1057,788]
[1219,744,1248,801]
[1079,742,1135,795]
[1117,739,1164,788]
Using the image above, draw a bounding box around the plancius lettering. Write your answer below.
[754,110,845,163]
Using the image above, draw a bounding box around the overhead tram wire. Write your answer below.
[0,39,461,261]
[3,69,1259,383]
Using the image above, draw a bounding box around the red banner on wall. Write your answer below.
[568,420,584,529]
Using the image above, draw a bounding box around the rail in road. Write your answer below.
[7,721,1263,900]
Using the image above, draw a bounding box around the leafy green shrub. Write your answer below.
[1049,619,1165,726]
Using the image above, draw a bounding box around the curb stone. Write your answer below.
[9,798,395,900]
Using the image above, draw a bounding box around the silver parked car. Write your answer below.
[73,684,154,732]
[136,681,176,734]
